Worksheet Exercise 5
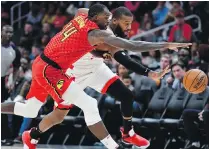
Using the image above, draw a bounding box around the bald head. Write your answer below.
[2,25,13,42]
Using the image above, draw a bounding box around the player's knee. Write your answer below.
[82,97,101,126]
[25,97,42,118]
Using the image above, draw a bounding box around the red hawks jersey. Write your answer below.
[44,14,99,69]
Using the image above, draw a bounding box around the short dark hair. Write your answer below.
[88,4,108,18]
[161,54,172,65]
[112,7,133,19]
[25,21,33,26]
[171,61,186,70]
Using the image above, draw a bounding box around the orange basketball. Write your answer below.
[183,69,208,94]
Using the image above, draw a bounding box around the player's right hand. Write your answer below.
[148,65,171,80]
[166,43,192,52]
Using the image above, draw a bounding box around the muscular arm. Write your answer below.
[88,30,191,53]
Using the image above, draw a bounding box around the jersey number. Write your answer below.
[61,23,77,42]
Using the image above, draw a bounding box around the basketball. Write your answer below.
[183,69,208,94]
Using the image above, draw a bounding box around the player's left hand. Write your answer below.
[148,65,171,80]
[166,43,192,52]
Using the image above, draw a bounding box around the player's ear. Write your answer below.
[112,18,118,24]
[92,15,98,21]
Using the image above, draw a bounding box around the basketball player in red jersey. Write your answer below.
[17,7,171,149]
[2,4,191,149]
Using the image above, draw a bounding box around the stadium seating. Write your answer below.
[185,86,209,110]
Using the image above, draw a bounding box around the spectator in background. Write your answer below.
[26,4,43,26]
[53,6,67,32]
[178,48,190,69]
[1,25,21,146]
[29,44,42,60]
[183,103,209,149]
[38,23,55,39]
[19,22,36,50]
[141,21,157,42]
[1,7,9,26]
[141,50,161,70]
[6,57,32,102]
[11,58,32,143]
[41,34,50,49]
[168,11,194,43]
[197,44,209,82]
[140,12,153,30]
[42,3,56,25]
[184,2,209,43]
[152,2,169,26]
[19,58,32,83]
[198,44,209,63]
[148,51,161,69]
[166,62,186,90]
[188,43,200,69]
[158,54,172,88]
[21,49,30,60]
[124,1,141,13]
[164,1,183,23]
[121,74,134,92]
[117,64,129,79]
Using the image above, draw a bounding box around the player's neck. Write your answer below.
[109,23,116,33]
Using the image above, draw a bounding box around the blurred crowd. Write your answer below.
[1,1,209,148]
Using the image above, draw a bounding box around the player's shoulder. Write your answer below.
[106,26,114,35]
[78,12,88,18]
[76,13,88,19]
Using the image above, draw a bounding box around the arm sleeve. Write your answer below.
[113,50,151,76]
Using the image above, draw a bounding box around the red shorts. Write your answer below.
[26,56,74,109]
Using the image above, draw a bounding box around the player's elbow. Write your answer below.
[75,8,89,17]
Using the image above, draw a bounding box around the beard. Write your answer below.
[97,23,107,30]
[114,25,128,39]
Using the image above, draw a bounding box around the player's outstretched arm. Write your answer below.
[88,30,192,52]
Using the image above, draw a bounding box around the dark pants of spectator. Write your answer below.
[1,77,12,139]
[183,109,209,144]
